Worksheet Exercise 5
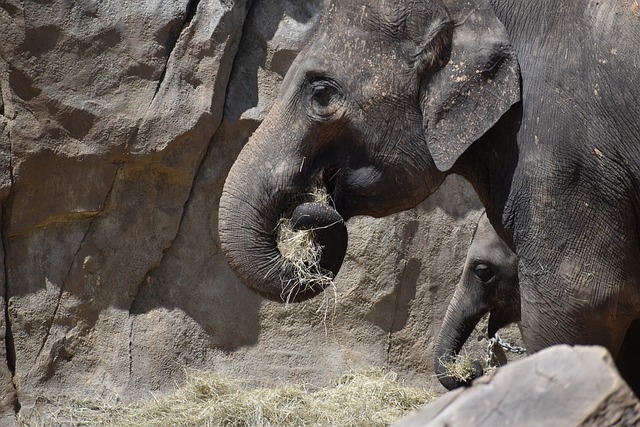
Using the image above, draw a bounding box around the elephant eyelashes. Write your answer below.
[307,79,343,120]
[473,263,494,282]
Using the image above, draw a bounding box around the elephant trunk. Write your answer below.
[434,289,488,390]
[218,113,347,303]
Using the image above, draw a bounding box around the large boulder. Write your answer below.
[0,0,511,423]
[394,345,640,427]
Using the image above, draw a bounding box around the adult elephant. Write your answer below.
[219,0,640,389]
[434,213,521,390]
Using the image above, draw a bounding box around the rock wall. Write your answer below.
[0,0,514,422]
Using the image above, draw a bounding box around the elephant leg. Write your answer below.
[520,277,625,347]
[511,189,640,371]
[517,252,637,361]
[615,319,640,398]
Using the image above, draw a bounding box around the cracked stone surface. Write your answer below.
[394,345,640,427]
[0,0,520,423]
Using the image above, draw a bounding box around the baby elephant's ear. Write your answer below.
[421,0,520,172]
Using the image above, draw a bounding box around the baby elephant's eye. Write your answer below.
[473,263,494,282]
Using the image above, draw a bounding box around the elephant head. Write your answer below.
[434,213,520,390]
[218,0,520,302]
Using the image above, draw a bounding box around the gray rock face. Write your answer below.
[1,0,252,420]
[0,0,500,423]
[394,345,640,427]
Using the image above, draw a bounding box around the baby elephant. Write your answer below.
[434,213,521,390]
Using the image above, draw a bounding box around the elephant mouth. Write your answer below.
[272,181,348,302]
[488,313,502,339]
[317,165,344,209]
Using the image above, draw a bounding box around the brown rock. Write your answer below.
[394,345,640,427]
[1,0,250,418]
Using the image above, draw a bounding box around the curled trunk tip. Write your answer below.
[435,352,483,390]
[219,180,348,303]
[274,202,348,302]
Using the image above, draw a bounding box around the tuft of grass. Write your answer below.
[27,368,436,427]
[308,186,330,205]
[275,217,336,303]
[436,352,480,384]
[274,185,336,303]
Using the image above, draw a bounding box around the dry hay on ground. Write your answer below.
[27,368,436,427]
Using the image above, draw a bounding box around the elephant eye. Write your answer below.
[307,79,343,120]
[473,263,494,282]
[311,83,333,107]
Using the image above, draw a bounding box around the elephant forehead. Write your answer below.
[324,0,446,41]
[314,2,430,65]
[308,27,403,70]
[301,31,414,102]
[468,241,514,268]
[469,224,516,267]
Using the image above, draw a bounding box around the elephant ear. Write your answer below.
[421,0,521,172]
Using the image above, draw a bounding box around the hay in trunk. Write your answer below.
[436,352,481,384]
[275,186,336,303]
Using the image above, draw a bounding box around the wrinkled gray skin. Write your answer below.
[219,0,640,392]
[434,213,520,390]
